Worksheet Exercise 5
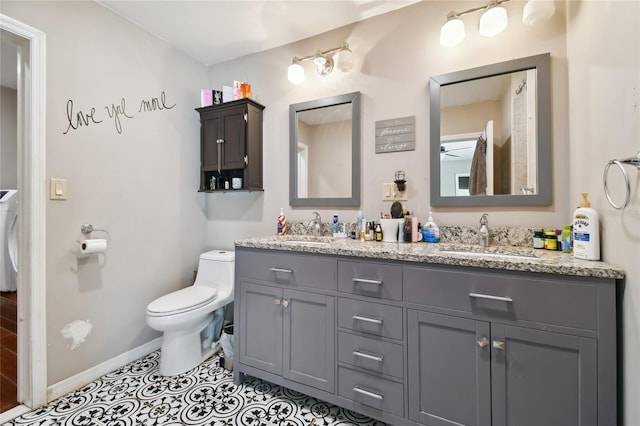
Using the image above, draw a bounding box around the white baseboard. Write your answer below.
[46,337,162,402]
[0,404,31,424]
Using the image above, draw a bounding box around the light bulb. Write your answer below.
[479,5,508,37]
[440,17,465,47]
[287,62,305,85]
[522,0,555,26]
[338,48,353,72]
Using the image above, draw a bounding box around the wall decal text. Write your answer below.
[63,91,176,135]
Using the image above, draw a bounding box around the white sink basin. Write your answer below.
[281,240,332,247]
[438,247,539,261]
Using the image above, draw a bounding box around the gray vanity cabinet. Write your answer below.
[405,265,611,426]
[407,310,491,426]
[235,246,619,426]
[236,249,336,393]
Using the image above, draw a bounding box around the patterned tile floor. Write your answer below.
[3,351,386,425]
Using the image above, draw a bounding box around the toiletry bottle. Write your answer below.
[356,211,363,239]
[333,214,339,235]
[375,223,382,241]
[423,212,440,243]
[277,208,287,236]
[572,193,600,260]
[561,225,572,253]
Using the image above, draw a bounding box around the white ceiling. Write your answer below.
[96,0,420,66]
[1,1,419,90]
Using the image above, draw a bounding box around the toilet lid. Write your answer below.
[147,286,217,316]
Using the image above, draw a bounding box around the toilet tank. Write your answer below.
[194,250,235,289]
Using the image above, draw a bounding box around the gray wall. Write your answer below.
[566,2,640,424]
[1,86,17,188]
[1,1,209,384]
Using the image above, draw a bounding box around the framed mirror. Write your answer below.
[430,53,551,207]
[290,91,360,206]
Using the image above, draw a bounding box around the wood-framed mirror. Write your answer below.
[289,91,361,207]
[430,53,551,207]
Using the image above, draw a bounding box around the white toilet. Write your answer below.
[146,249,234,376]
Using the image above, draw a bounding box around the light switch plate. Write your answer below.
[382,182,408,201]
[50,178,67,200]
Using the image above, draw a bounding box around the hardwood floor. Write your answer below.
[0,291,18,413]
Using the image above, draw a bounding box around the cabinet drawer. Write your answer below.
[338,366,404,418]
[338,298,403,340]
[238,249,337,291]
[404,266,598,330]
[338,331,404,380]
[338,260,402,300]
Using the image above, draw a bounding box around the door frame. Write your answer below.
[0,14,47,410]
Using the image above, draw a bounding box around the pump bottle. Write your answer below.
[572,193,599,260]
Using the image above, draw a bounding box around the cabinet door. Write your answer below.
[220,107,246,170]
[202,115,221,170]
[283,289,335,393]
[239,282,283,375]
[408,310,491,426]
[491,324,597,426]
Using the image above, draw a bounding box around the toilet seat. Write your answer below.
[147,286,217,317]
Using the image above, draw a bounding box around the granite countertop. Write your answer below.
[235,235,625,279]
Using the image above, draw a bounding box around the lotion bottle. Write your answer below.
[572,193,599,260]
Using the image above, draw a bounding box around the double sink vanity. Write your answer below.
[233,235,624,426]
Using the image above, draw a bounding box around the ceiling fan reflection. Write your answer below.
[440,145,472,158]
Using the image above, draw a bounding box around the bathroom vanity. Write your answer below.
[233,236,624,426]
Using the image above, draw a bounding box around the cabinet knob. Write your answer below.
[493,340,506,350]
[477,337,490,348]
[281,299,289,308]
[275,298,281,305]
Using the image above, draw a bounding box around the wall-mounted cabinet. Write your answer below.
[195,98,265,192]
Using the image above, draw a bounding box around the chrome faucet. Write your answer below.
[307,212,322,237]
[479,213,489,247]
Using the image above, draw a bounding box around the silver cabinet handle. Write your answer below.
[353,386,384,400]
[493,340,506,350]
[275,298,281,305]
[477,337,490,348]
[352,278,383,285]
[269,267,293,274]
[469,292,513,303]
[353,350,384,362]
[281,299,289,308]
[352,314,383,325]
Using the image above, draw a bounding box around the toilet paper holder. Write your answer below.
[80,223,110,241]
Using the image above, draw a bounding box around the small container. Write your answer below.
[544,231,557,250]
[375,223,382,241]
[333,214,339,234]
[533,230,545,249]
[209,176,216,191]
[561,225,572,253]
[232,177,242,189]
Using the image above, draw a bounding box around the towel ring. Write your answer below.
[603,160,630,210]
[603,151,640,210]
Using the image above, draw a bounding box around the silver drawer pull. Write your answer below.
[493,340,506,350]
[353,350,384,362]
[352,314,383,325]
[353,386,384,400]
[468,292,513,303]
[352,278,383,285]
[269,267,293,274]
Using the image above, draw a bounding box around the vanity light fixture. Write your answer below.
[287,42,353,85]
[440,0,555,47]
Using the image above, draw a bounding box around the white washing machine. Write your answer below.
[0,190,18,292]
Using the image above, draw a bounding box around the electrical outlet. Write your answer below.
[382,183,408,201]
